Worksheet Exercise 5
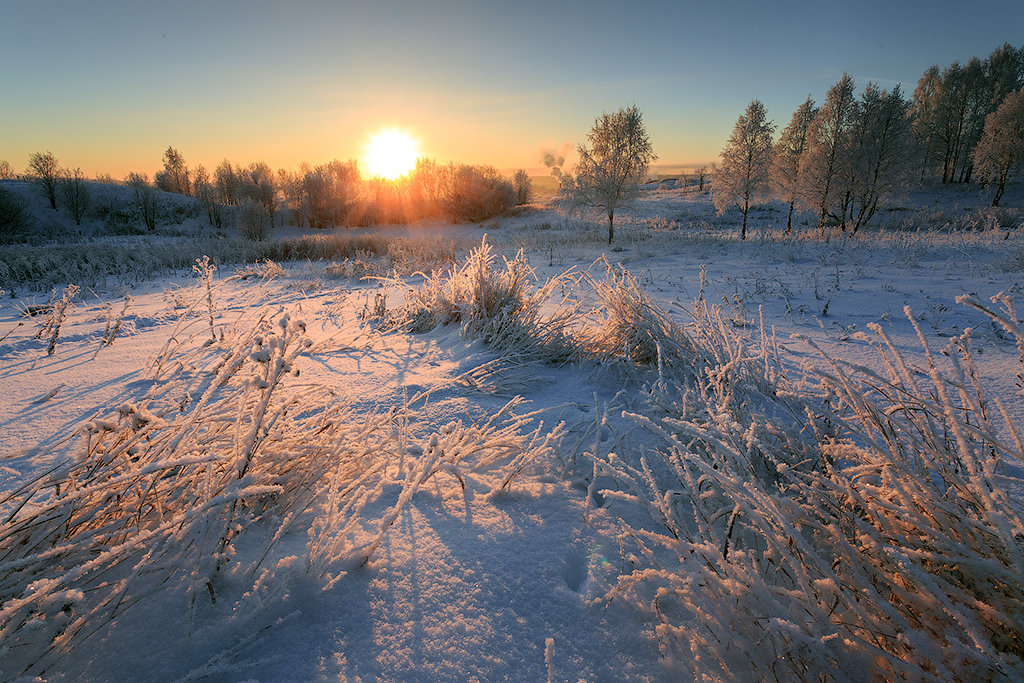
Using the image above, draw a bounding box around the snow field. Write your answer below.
[1,187,1024,680]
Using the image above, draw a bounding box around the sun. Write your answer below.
[364,129,419,180]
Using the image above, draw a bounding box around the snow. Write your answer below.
[1,182,1023,680]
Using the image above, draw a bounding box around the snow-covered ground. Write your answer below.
[2,185,1023,680]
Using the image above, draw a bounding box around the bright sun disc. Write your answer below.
[365,129,418,180]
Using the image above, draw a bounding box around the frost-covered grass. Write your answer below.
[577,296,1024,680]
[0,232,461,292]
[2,184,1024,680]
[376,241,1024,678]
[0,276,559,679]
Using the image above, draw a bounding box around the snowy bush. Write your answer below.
[383,237,579,363]
[0,185,30,238]
[443,165,515,223]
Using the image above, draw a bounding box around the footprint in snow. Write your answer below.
[561,550,588,593]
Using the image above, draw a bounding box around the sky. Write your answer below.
[2,0,1022,179]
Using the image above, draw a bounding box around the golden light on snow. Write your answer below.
[364,128,419,180]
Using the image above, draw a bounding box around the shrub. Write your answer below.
[237,198,271,240]
[444,165,515,222]
[0,186,30,238]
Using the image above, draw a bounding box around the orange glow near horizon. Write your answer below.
[364,129,419,180]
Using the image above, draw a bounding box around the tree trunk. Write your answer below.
[786,200,795,234]
[741,197,748,241]
[607,210,614,244]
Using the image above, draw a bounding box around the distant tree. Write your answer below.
[798,73,857,233]
[560,105,656,244]
[193,165,223,228]
[237,198,272,240]
[238,162,278,224]
[713,99,774,240]
[214,159,239,206]
[58,168,91,226]
[28,151,61,210]
[973,86,1024,206]
[771,96,817,233]
[409,158,443,217]
[0,160,14,180]
[694,166,708,192]
[155,146,191,196]
[302,160,359,228]
[444,164,515,222]
[126,172,158,231]
[277,168,306,226]
[512,169,532,205]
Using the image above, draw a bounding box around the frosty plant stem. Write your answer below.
[193,255,217,340]
[32,284,79,356]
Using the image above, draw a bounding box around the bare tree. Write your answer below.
[694,166,708,192]
[0,160,14,180]
[58,168,91,226]
[126,172,158,231]
[798,74,857,233]
[28,151,61,210]
[713,99,774,240]
[771,96,816,233]
[560,105,656,244]
[973,86,1024,206]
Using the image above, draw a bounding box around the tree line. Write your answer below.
[2,146,534,239]
[714,43,1024,238]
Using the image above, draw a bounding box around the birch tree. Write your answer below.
[771,96,816,233]
[973,86,1024,206]
[798,74,857,233]
[713,99,774,240]
[560,105,656,244]
[845,84,915,233]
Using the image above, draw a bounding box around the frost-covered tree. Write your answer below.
[155,146,191,196]
[713,99,774,240]
[798,74,857,233]
[193,165,223,228]
[0,160,13,180]
[560,105,656,244]
[771,96,816,233]
[443,164,515,222]
[58,168,90,226]
[214,159,238,206]
[236,198,271,240]
[512,169,532,205]
[126,172,158,231]
[28,151,60,210]
[238,162,278,225]
[844,84,915,233]
[973,86,1024,206]
[302,160,359,228]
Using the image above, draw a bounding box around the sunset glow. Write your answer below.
[364,129,419,180]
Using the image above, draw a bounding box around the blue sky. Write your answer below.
[2,0,1021,177]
